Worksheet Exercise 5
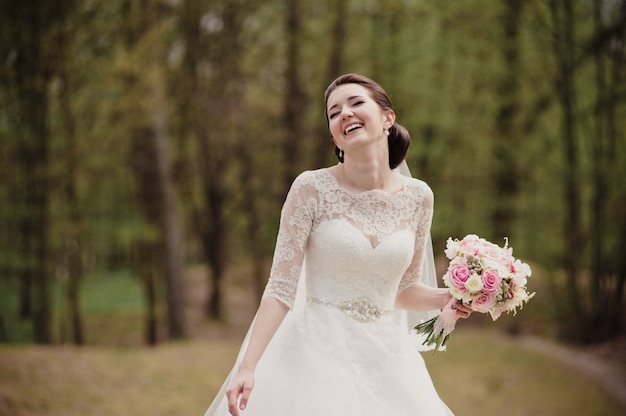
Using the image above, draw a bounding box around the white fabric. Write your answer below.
[395,161,441,341]
[204,163,451,416]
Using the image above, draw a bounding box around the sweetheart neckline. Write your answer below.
[314,219,412,250]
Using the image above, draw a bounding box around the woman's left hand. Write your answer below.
[444,296,473,320]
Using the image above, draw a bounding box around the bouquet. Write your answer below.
[415,234,534,352]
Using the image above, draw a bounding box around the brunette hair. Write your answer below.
[324,73,410,169]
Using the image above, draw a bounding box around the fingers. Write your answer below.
[226,376,254,416]
[239,383,253,411]
[226,384,242,416]
[448,298,472,319]
[454,300,473,319]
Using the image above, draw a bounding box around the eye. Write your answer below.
[348,99,365,108]
[329,111,339,119]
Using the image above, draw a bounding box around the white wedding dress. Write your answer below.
[205,168,453,416]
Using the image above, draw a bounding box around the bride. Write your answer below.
[204,73,472,416]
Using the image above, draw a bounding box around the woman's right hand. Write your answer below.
[224,297,289,415]
[226,367,255,416]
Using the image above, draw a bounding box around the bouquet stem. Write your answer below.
[414,310,458,353]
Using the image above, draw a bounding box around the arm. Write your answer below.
[225,172,317,416]
[226,297,288,415]
[395,282,450,311]
[395,183,437,302]
[394,183,471,317]
[396,281,472,320]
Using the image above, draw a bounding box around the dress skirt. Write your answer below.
[205,302,453,416]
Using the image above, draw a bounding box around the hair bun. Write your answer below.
[388,122,410,169]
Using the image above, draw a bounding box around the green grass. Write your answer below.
[77,271,150,345]
[80,270,145,315]
[0,271,149,345]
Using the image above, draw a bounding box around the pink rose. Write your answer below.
[471,291,497,313]
[462,241,481,257]
[481,269,502,293]
[448,263,471,290]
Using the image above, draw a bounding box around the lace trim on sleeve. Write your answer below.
[262,172,318,309]
[397,182,434,293]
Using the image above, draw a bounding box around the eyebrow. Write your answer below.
[327,95,364,113]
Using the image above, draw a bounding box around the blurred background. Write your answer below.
[0,0,625,415]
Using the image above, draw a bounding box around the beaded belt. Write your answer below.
[306,296,393,322]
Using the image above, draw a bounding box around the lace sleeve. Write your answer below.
[261,172,318,309]
[397,182,434,293]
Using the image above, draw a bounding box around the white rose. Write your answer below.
[445,238,460,259]
[464,274,484,293]
[449,286,465,300]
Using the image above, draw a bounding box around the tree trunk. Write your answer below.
[136,242,158,346]
[607,2,626,334]
[239,145,267,299]
[4,0,56,344]
[491,0,523,241]
[59,45,84,344]
[588,0,626,340]
[179,0,247,320]
[282,0,305,194]
[178,0,224,320]
[151,62,188,339]
[121,0,187,341]
[200,144,228,321]
[18,266,32,320]
[589,0,609,336]
[549,0,583,334]
[27,103,52,345]
[130,126,163,344]
[313,0,346,169]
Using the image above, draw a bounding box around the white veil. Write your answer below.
[204,160,440,415]
[394,160,441,348]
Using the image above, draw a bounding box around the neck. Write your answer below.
[339,153,397,193]
[333,136,401,193]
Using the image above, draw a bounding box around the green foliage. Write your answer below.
[0,271,147,345]
[0,0,624,344]
[0,279,32,344]
[80,270,145,315]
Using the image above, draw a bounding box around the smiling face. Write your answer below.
[326,83,395,154]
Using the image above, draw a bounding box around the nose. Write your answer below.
[340,107,353,120]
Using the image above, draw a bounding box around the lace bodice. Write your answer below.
[206,169,453,416]
[262,168,434,312]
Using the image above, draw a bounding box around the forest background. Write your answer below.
[0,0,625,413]
[0,0,626,415]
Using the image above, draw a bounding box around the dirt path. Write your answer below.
[192,264,626,407]
[520,335,626,407]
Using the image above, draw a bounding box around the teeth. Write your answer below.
[344,123,363,134]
